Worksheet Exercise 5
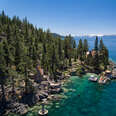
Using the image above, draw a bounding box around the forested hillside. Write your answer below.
[0,11,77,114]
[0,11,77,78]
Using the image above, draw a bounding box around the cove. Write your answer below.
[23,74,116,116]
[48,75,116,116]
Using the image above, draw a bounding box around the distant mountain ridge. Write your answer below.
[52,33,65,38]
[52,33,116,40]
[74,35,116,40]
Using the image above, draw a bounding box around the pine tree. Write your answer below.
[64,37,69,59]
[77,39,83,61]
[83,39,89,53]
[58,38,62,60]
[99,39,104,51]
[94,36,98,51]
[93,37,99,71]
[2,39,9,67]
[99,39,109,69]
[41,42,47,70]
[50,44,59,81]
[99,39,105,64]
[103,47,109,68]
[72,40,77,62]
[73,40,76,49]
[83,39,89,62]
[93,53,99,71]
[46,29,53,43]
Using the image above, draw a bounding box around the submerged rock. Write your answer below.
[7,102,28,115]
[49,88,63,94]
[36,91,48,101]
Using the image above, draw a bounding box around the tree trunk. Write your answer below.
[1,83,6,103]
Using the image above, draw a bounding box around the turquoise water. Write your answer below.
[47,75,116,116]
[24,74,116,116]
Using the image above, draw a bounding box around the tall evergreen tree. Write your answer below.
[58,38,62,60]
[93,53,99,71]
[64,37,69,59]
[73,40,77,62]
[99,39,104,51]
[94,36,98,51]
[41,42,47,71]
[77,39,83,61]
[83,39,89,53]
[93,36,99,71]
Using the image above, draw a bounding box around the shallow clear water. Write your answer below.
[47,75,116,116]
[23,74,116,116]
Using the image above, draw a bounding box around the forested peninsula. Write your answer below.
[0,11,110,115]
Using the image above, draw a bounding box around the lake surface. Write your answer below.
[75,37,116,62]
[25,74,116,116]
[47,75,116,116]
[10,37,116,116]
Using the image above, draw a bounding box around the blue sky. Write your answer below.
[0,0,116,36]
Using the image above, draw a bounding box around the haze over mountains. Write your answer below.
[53,33,116,39]
[74,34,116,39]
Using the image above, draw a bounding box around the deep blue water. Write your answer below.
[75,37,116,62]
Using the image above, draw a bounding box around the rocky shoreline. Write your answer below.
[2,60,116,115]
[88,60,116,84]
[2,67,71,115]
